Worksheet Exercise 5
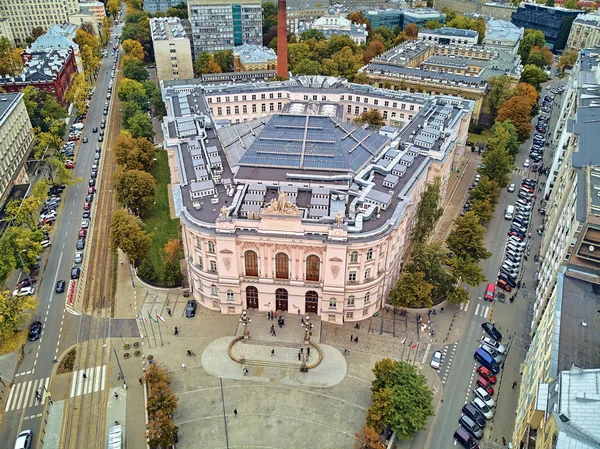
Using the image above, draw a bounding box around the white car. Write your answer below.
[81,220,89,229]
[430,350,442,369]
[472,398,494,419]
[482,337,506,354]
[507,183,515,193]
[524,159,530,168]
[14,429,32,449]
[13,286,35,297]
[474,387,495,408]
[74,252,83,264]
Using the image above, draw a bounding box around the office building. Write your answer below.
[297,12,368,45]
[360,40,522,124]
[365,9,405,30]
[159,75,473,321]
[418,27,478,47]
[233,44,277,72]
[566,12,600,52]
[0,17,14,43]
[511,4,580,51]
[0,93,34,209]
[187,0,262,54]
[151,17,193,81]
[143,0,186,14]
[0,0,80,45]
[483,18,523,55]
[402,8,447,29]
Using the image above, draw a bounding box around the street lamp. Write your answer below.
[301,316,313,345]
[239,311,251,339]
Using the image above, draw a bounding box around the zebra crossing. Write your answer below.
[70,365,107,398]
[5,377,50,412]
[459,300,491,319]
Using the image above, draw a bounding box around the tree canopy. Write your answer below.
[110,209,152,264]
[410,177,443,247]
[0,290,39,342]
[354,109,385,127]
[114,169,156,216]
[520,64,549,91]
[518,29,546,64]
[446,211,491,262]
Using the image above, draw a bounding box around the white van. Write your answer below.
[504,205,514,220]
[72,123,84,130]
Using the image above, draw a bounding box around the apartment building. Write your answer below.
[566,12,600,52]
[418,27,478,47]
[78,1,106,24]
[0,0,80,45]
[0,93,34,208]
[483,19,523,56]
[187,0,262,54]
[297,13,368,45]
[143,0,186,14]
[151,17,193,81]
[160,75,473,320]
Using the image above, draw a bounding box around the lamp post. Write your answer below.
[239,311,251,339]
[301,316,313,345]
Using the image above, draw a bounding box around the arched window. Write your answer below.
[208,241,215,253]
[244,250,258,277]
[276,288,288,301]
[350,251,358,263]
[366,248,373,261]
[364,292,370,303]
[246,286,258,308]
[329,298,337,309]
[275,252,289,279]
[305,291,318,302]
[347,296,355,306]
[306,255,320,281]
[227,290,234,301]
[211,284,218,296]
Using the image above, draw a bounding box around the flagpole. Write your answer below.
[406,341,412,363]
[412,342,419,366]
[401,336,407,361]
[139,313,152,348]
[155,310,164,346]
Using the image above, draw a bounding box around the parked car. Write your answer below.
[481,322,502,341]
[476,377,495,395]
[430,350,442,369]
[92,126,98,133]
[28,321,42,341]
[185,299,197,317]
[76,238,85,250]
[74,252,83,264]
[71,267,81,280]
[507,183,515,193]
[13,286,35,296]
[474,387,495,408]
[81,220,89,229]
[477,366,497,384]
[459,414,483,440]
[471,398,493,419]
[462,403,487,428]
[79,229,87,238]
[55,280,66,293]
[16,277,36,288]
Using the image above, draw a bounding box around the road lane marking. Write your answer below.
[17,380,32,410]
[474,304,480,316]
[5,383,17,411]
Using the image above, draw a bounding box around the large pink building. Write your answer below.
[160,76,473,324]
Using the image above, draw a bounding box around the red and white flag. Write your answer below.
[400,337,407,345]
[411,342,419,350]
[142,315,149,324]
[157,313,166,324]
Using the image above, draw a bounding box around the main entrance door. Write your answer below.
[246,286,258,309]
[275,288,288,311]
[305,291,318,314]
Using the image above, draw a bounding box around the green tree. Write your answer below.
[470,176,499,205]
[193,51,221,76]
[292,58,322,75]
[563,0,579,8]
[446,212,491,262]
[48,157,80,186]
[110,209,152,264]
[471,198,495,223]
[322,46,363,80]
[558,49,577,72]
[117,78,149,109]
[22,87,67,133]
[288,42,311,68]
[137,258,157,282]
[527,45,553,68]
[371,26,395,47]
[450,256,486,286]
[389,271,433,308]
[487,75,513,119]
[545,0,554,5]
[354,109,385,127]
[165,2,188,19]
[299,29,325,41]
[518,29,546,64]
[480,145,513,187]
[262,2,278,36]
[114,169,156,216]
[5,196,41,230]
[162,261,183,287]
[122,100,142,128]
[122,57,149,82]
[213,50,234,73]
[115,132,156,171]
[520,64,549,91]
[406,243,454,301]
[424,20,443,29]
[366,387,396,433]
[410,177,443,247]
[0,37,24,77]
[371,357,398,392]
[492,121,520,156]
[0,290,39,341]
[127,111,154,139]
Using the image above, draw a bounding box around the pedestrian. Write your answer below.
[233,409,238,417]
[273,330,276,337]
[114,392,119,399]
[441,307,444,313]
[271,349,275,356]
[301,318,304,325]
[138,378,143,385]
[174,327,179,336]
[512,380,517,389]
[502,437,507,447]
[243,368,249,376]
[307,347,311,357]
[167,308,172,317]
[298,351,301,361]
[181,363,186,370]
[270,324,275,333]
[354,336,359,343]
[83,373,87,380]
[350,334,353,342]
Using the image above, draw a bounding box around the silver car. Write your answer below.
[74,252,83,264]
[430,350,442,369]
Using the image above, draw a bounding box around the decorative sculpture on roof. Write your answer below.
[262,190,300,216]
[219,206,229,219]
[335,213,344,226]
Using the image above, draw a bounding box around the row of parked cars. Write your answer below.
[454,322,505,449]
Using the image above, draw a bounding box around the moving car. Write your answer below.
[481,322,502,341]
[484,283,495,301]
[28,321,42,341]
[430,350,442,369]
[55,280,66,293]
[507,183,515,193]
[14,429,33,449]
[185,299,197,318]
[523,159,530,168]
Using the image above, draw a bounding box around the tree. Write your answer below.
[122,39,145,60]
[558,49,577,72]
[406,243,453,301]
[446,212,491,263]
[487,75,513,119]
[64,72,90,114]
[496,95,535,141]
[107,0,119,17]
[545,0,555,5]
[213,50,234,73]
[513,82,538,105]
[137,258,157,282]
[122,56,149,81]
[288,43,310,68]
[0,226,44,283]
[363,40,386,64]
[292,58,322,75]
[389,271,433,308]
[262,2,278,36]
[117,78,149,108]
[165,3,188,19]
[347,11,371,31]
[114,169,156,216]
[480,145,514,187]
[5,195,42,230]
[80,44,101,82]
[528,46,553,68]
[0,38,24,77]
[80,22,96,37]
[470,176,499,205]
[366,387,396,434]
[163,239,183,263]
[424,20,443,29]
[518,29,546,64]
[48,157,80,186]
[471,198,495,223]
[354,109,385,127]
[371,26,395,48]
[355,425,385,449]
[300,29,325,42]
[122,100,142,129]
[0,290,39,342]
[162,261,183,287]
[127,111,154,139]
[410,177,443,247]
[371,357,398,393]
[563,0,580,8]
[110,209,152,264]
[193,51,222,76]
[322,46,363,81]
[115,132,156,171]
[404,24,418,39]
[491,121,520,156]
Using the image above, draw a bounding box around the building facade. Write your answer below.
[0,17,14,43]
[151,17,193,81]
[187,0,262,54]
[143,0,187,14]
[511,4,580,51]
[69,9,99,35]
[297,12,368,45]
[0,93,34,208]
[365,9,405,30]
[286,7,330,34]
[402,8,447,29]
[28,24,82,73]
[483,18,523,55]
[566,12,600,52]
[0,48,78,106]
[418,27,478,46]
[78,2,106,24]
[160,75,473,322]
[233,44,277,72]
[0,0,80,45]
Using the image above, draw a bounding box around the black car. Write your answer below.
[55,280,66,293]
[83,211,91,219]
[91,171,97,179]
[481,322,502,341]
[71,267,81,279]
[92,126,98,133]
[76,238,85,250]
[462,403,486,429]
[86,194,94,203]
[185,299,197,318]
[89,179,96,187]
[28,321,42,341]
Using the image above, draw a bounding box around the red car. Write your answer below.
[83,202,91,211]
[508,231,525,240]
[484,283,495,301]
[477,377,495,395]
[88,187,96,194]
[42,217,54,225]
[79,229,87,238]
[65,162,75,169]
[497,279,512,292]
[16,277,37,288]
[477,366,497,384]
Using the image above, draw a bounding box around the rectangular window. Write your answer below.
[210,260,217,272]
[365,268,371,280]
[252,104,257,113]
[269,92,274,98]
[252,94,256,100]
[349,271,357,282]
[364,97,368,103]
[354,106,359,115]
[242,105,247,113]
[269,103,274,111]
[211,285,218,296]
[234,106,239,114]
[347,105,351,113]
[261,104,266,112]
[384,101,389,107]
[346,311,354,319]
[393,102,397,108]
[348,95,352,101]
[374,99,378,105]
[362,308,369,316]
[261,93,265,99]
[312,95,318,101]
[217,107,222,116]
[242,95,246,101]
[410,105,415,111]
[383,111,388,119]
[226,106,231,114]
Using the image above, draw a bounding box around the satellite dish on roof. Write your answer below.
[589,245,595,252]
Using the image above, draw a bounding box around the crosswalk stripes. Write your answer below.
[70,365,107,398]
[473,303,490,318]
[459,300,470,312]
[5,377,50,412]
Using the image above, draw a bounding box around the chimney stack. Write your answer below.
[277,0,288,78]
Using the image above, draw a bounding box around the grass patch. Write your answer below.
[142,150,181,284]
[57,348,76,374]
[468,129,491,145]
[0,330,28,355]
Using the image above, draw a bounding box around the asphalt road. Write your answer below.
[0,24,123,447]
[428,78,565,449]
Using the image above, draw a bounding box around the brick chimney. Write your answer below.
[277,0,288,78]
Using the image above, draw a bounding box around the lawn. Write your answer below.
[468,129,491,145]
[142,150,180,283]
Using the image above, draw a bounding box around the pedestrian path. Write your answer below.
[5,376,50,412]
[459,300,491,319]
[70,365,107,398]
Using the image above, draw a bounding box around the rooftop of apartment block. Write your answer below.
[419,27,478,38]
[0,48,72,83]
[150,17,187,41]
[233,44,276,64]
[573,11,600,26]
[483,19,523,44]
[161,75,473,239]
[0,93,23,125]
